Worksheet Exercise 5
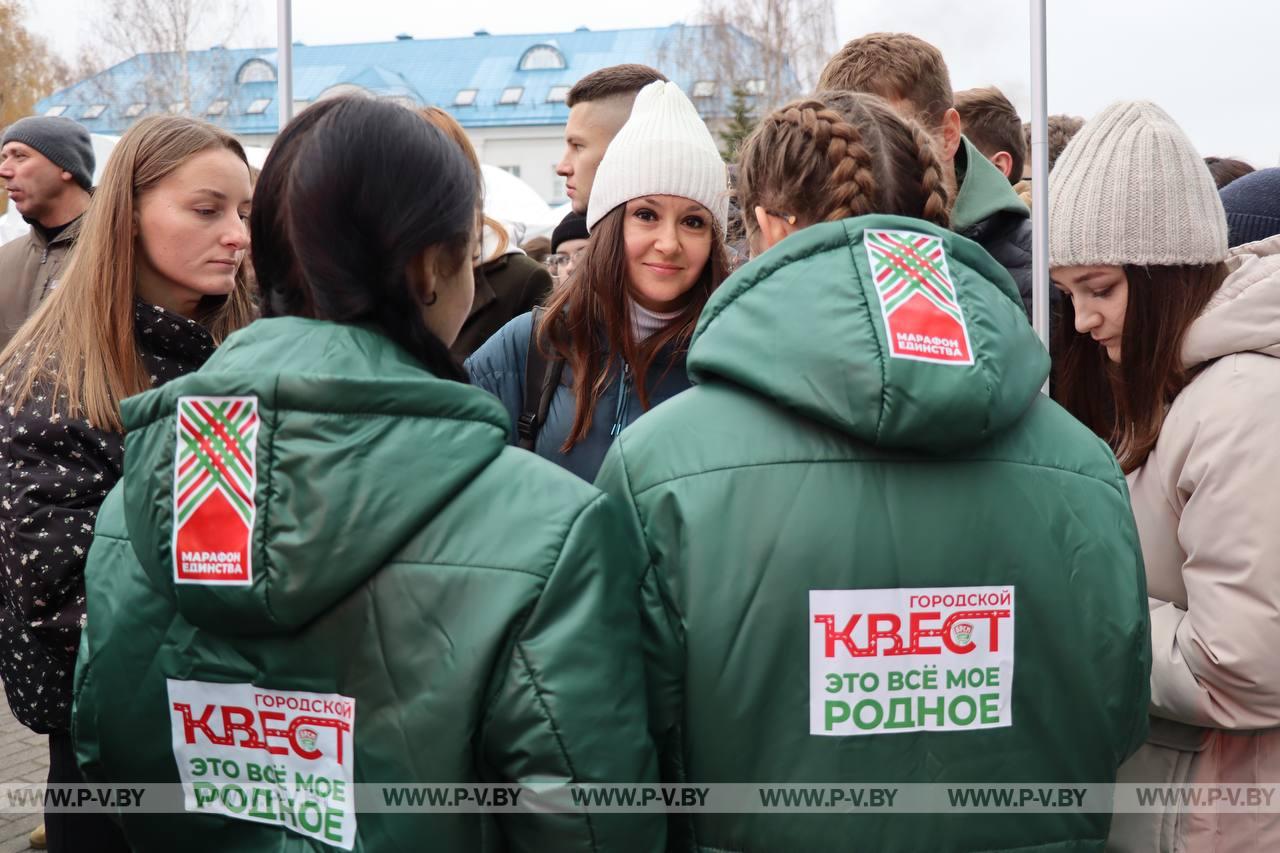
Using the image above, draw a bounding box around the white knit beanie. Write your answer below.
[1049,100,1228,267]
[586,81,729,233]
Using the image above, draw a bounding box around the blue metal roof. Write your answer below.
[35,25,770,136]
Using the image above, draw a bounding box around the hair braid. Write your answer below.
[774,103,879,223]
[909,121,951,228]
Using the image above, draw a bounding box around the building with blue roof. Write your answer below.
[35,25,784,203]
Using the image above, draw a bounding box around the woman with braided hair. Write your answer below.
[595,90,1150,852]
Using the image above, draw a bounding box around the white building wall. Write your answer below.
[467,125,568,205]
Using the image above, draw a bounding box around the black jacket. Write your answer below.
[451,252,552,359]
[0,300,215,733]
[961,210,1035,318]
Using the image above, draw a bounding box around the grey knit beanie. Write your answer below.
[1,116,95,191]
[1048,100,1227,267]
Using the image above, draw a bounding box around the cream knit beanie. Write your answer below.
[586,81,729,233]
[1049,100,1228,267]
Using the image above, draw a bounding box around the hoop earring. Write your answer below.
[422,290,438,307]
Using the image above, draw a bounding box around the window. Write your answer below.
[43,105,67,117]
[237,59,277,84]
[499,165,521,179]
[206,99,229,116]
[546,85,570,104]
[384,96,418,110]
[81,104,107,119]
[518,44,566,71]
[246,98,271,115]
[454,88,478,106]
[168,102,187,114]
[692,80,716,99]
[744,79,766,96]
[124,103,146,117]
[499,87,523,105]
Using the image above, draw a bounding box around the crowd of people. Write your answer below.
[0,27,1277,853]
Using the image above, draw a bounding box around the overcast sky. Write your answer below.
[26,0,1280,166]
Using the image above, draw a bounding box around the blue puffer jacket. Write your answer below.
[466,311,692,481]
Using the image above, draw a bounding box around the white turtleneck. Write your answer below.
[630,299,684,342]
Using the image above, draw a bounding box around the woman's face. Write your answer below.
[622,195,714,312]
[135,148,252,318]
[1051,264,1129,363]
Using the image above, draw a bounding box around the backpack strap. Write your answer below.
[516,307,565,451]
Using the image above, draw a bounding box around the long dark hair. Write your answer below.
[250,97,479,381]
[538,205,730,451]
[1053,263,1226,472]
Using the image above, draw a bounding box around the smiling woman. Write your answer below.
[0,115,256,853]
[467,81,730,481]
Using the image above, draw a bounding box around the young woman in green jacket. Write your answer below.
[72,96,661,853]
[594,91,1151,852]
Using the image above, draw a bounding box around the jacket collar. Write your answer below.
[132,298,217,370]
[951,136,1030,233]
[26,211,86,251]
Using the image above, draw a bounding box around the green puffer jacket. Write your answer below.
[595,215,1150,853]
[72,318,662,852]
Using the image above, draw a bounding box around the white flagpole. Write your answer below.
[277,0,294,132]
[1030,0,1051,364]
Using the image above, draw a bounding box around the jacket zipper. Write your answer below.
[610,363,632,436]
[40,248,49,265]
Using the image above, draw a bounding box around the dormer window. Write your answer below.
[454,88,478,106]
[518,44,566,71]
[237,59,277,84]
[546,85,570,104]
[82,104,107,119]
[499,87,523,105]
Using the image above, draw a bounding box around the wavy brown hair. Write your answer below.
[0,115,256,430]
[737,91,951,235]
[537,204,729,451]
[1053,263,1227,472]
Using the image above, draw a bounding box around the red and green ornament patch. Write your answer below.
[172,396,260,585]
[865,229,974,365]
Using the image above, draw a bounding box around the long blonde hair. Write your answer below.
[0,116,257,431]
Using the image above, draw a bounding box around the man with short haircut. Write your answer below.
[820,34,1036,318]
[556,64,668,216]
[0,116,94,348]
[955,86,1025,184]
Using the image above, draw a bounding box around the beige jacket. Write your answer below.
[0,215,82,350]
[1111,235,1280,852]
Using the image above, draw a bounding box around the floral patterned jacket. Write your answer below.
[0,300,215,733]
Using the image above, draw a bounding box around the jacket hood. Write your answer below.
[1182,235,1280,368]
[951,136,1030,233]
[118,317,510,636]
[687,214,1048,451]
